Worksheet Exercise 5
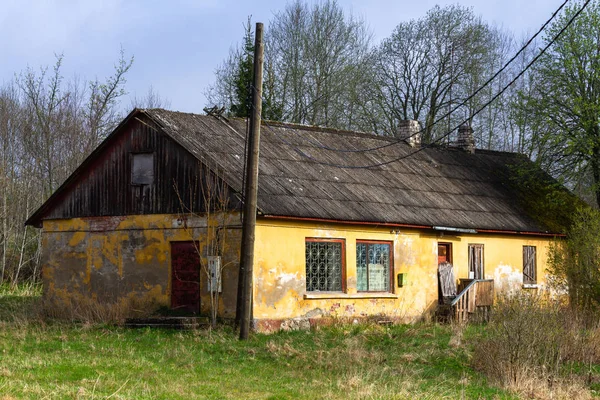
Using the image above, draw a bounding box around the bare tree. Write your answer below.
[368,5,507,142]
[130,85,171,109]
[0,50,133,286]
[269,0,372,128]
[206,1,372,129]
[174,162,239,328]
[83,48,133,155]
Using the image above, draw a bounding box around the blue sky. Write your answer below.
[1,0,563,113]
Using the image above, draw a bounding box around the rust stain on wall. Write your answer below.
[41,213,241,319]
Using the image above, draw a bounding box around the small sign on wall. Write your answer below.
[207,256,222,292]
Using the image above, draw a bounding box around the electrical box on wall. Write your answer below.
[208,256,222,292]
[397,273,406,288]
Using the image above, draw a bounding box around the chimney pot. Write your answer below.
[457,123,475,153]
[396,120,422,148]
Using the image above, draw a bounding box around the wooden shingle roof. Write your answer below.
[143,109,576,235]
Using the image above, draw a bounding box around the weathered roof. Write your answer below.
[141,109,576,235]
[27,108,579,234]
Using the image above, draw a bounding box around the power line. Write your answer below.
[253,0,570,155]
[252,0,591,169]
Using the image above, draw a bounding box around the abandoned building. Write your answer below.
[25,108,579,330]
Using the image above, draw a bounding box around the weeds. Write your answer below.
[472,292,600,399]
[0,289,512,400]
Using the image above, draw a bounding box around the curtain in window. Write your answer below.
[356,242,390,291]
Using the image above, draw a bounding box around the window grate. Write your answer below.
[357,242,391,292]
[305,240,343,292]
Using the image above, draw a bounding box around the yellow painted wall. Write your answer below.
[41,213,241,318]
[252,218,557,327]
[41,212,558,328]
[437,233,553,293]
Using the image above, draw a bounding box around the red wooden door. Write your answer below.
[171,242,200,314]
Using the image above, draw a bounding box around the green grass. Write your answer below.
[0,289,515,399]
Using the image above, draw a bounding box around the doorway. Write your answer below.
[170,241,201,314]
[437,242,455,303]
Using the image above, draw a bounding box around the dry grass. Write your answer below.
[472,292,600,399]
[7,287,600,398]
[38,293,161,325]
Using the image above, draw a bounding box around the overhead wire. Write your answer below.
[250,0,571,155]
[249,0,591,169]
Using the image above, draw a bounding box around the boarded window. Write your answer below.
[305,239,345,292]
[356,241,392,292]
[438,261,457,300]
[523,246,537,284]
[132,153,154,185]
[468,244,484,279]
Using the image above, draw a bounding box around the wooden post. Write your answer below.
[239,22,264,340]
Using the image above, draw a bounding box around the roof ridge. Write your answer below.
[147,108,398,142]
[146,109,529,158]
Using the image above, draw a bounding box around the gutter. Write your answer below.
[261,214,564,237]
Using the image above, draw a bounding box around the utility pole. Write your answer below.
[239,22,264,340]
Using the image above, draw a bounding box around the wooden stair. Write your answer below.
[437,279,494,323]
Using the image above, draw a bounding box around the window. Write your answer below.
[438,243,452,264]
[305,239,345,292]
[356,241,393,292]
[131,153,154,185]
[523,246,537,284]
[468,244,484,279]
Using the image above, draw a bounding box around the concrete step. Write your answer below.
[124,316,210,329]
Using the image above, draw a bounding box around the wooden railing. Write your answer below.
[450,279,494,323]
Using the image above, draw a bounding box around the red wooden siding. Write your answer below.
[37,116,238,221]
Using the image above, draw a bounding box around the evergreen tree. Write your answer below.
[229,18,254,118]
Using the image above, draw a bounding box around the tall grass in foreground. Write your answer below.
[472,292,600,399]
[0,289,512,399]
[0,282,41,297]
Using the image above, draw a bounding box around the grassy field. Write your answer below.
[0,286,520,399]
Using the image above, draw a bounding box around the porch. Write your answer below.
[437,278,495,323]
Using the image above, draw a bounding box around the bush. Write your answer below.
[548,207,600,312]
[472,292,600,398]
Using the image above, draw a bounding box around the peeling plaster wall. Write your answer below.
[252,219,556,330]
[252,220,440,326]
[42,213,557,327]
[437,234,553,293]
[41,213,241,318]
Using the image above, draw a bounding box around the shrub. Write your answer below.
[472,292,600,398]
[548,207,600,312]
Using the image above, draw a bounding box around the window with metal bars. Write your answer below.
[356,241,392,292]
[468,244,484,279]
[305,239,345,292]
[523,246,537,284]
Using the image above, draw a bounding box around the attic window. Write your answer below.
[132,153,154,185]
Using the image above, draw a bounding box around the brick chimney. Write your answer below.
[396,120,422,148]
[457,123,475,153]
